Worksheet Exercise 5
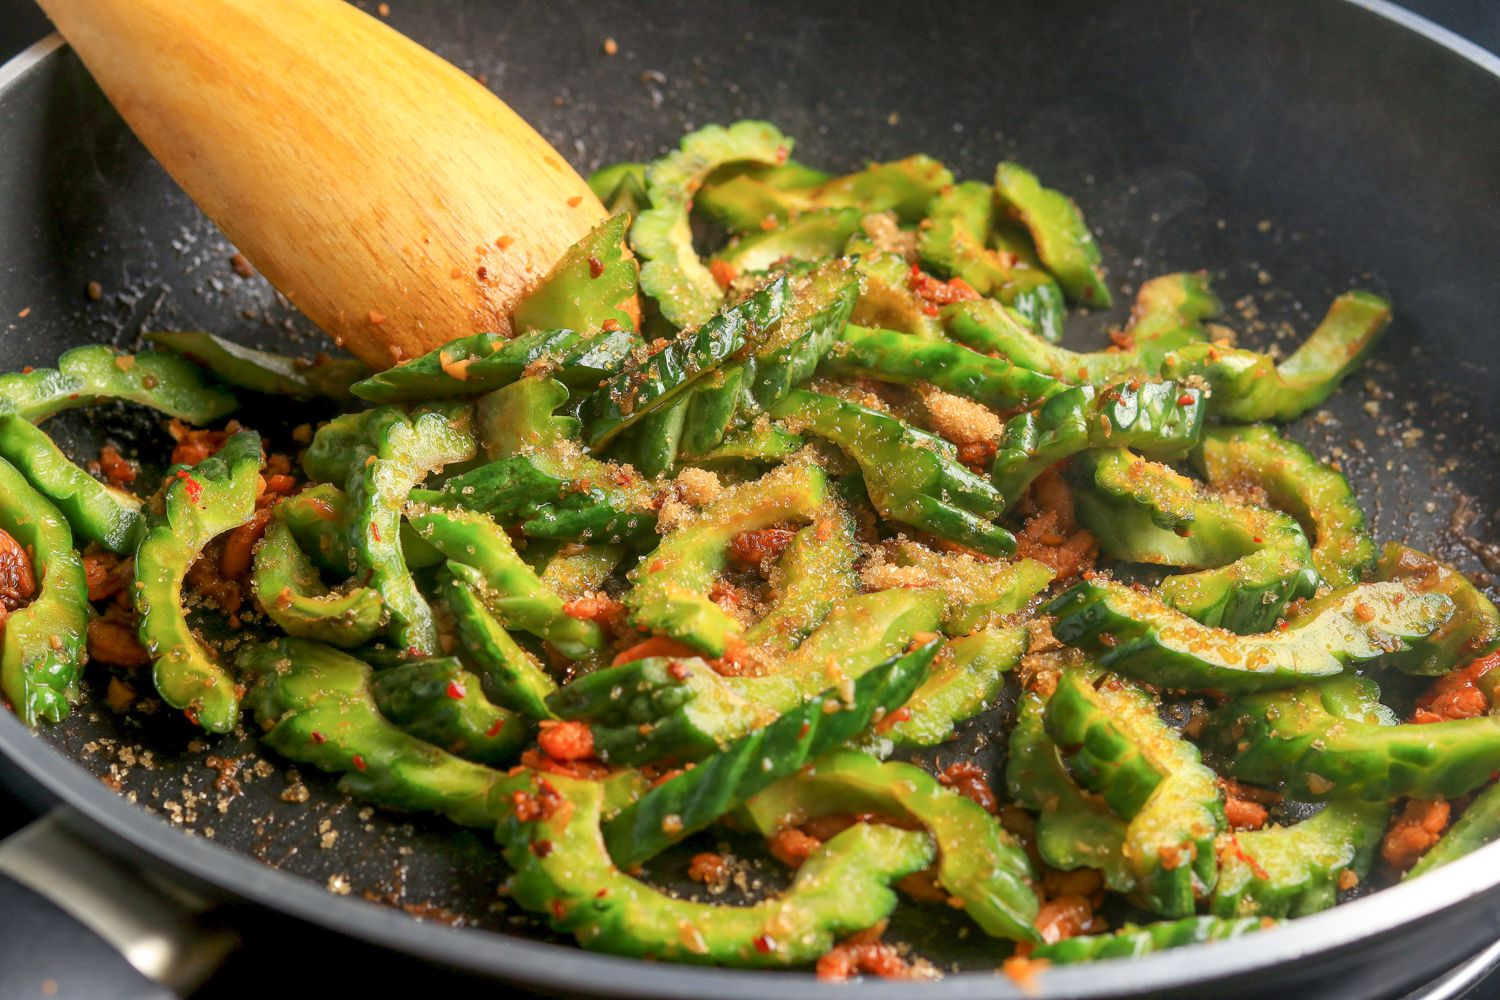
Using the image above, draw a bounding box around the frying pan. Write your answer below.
[1,1,1499,996]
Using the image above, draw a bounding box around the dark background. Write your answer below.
[0,1,1498,997]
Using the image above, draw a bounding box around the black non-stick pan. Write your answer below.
[2,1,1500,996]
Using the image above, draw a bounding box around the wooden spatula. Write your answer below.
[36,0,629,370]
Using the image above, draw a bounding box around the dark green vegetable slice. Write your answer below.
[239,638,509,827]
[820,324,1063,412]
[0,345,237,424]
[710,207,861,275]
[631,120,792,327]
[770,389,1015,557]
[349,327,638,403]
[992,383,1204,514]
[600,637,939,868]
[408,507,604,660]
[1048,578,1453,692]
[135,429,263,732]
[696,154,951,231]
[1377,544,1500,676]
[0,405,142,553]
[250,516,384,647]
[882,625,1027,748]
[579,276,790,447]
[993,161,1112,307]
[0,457,87,725]
[145,331,370,399]
[436,572,557,720]
[1043,668,1224,916]
[501,768,934,965]
[369,657,526,765]
[512,213,639,336]
[1192,424,1374,589]
[623,461,828,657]
[1071,448,1318,632]
[1211,799,1388,918]
[918,180,1066,342]
[1160,291,1391,421]
[343,403,475,655]
[1008,690,1134,892]
[1032,916,1270,964]
[740,749,1040,942]
[1208,675,1500,800]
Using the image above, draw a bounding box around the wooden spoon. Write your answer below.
[35,0,632,370]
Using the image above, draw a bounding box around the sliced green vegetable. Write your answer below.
[135,429,262,732]
[0,405,142,553]
[580,276,789,447]
[632,120,792,327]
[1160,291,1391,421]
[343,403,475,654]
[992,383,1204,514]
[770,389,1015,556]
[369,657,526,765]
[502,768,934,965]
[1032,916,1269,964]
[1072,448,1317,632]
[601,637,939,868]
[710,208,861,274]
[918,180,1066,342]
[1048,578,1453,692]
[0,345,237,424]
[250,516,384,647]
[623,461,827,657]
[741,749,1039,942]
[239,638,508,827]
[1209,675,1500,800]
[1044,669,1224,916]
[1377,544,1500,676]
[437,573,557,720]
[145,331,369,399]
[408,507,604,660]
[820,324,1063,412]
[1212,799,1387,918]
[1192,424,1374,589]
[696,154,951,232]
[994,161,1112,307]
[512,213,638,335]
[348,328,638,404]
[741,513,858,651]
[884,626,1027,747]
[1008,689,1134,892]
[0,458,87,725]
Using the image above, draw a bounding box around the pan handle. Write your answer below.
[0,810,238,998]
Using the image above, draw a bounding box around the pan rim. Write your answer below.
[2,3,1500,995]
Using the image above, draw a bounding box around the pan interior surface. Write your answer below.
[1,1,1499,997]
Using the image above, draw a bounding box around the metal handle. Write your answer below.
[0,810,238,997]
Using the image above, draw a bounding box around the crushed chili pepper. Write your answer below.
[728,527,796,568]
[536,721,596,762]
[1413,651,1500,724]
[1381,798,1450,872]
[937,760,998,814]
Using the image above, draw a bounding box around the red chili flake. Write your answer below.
[667,660,693,681]
[531,839,554,858]
[485,718,506,738]
[567,196,583,208]
[353,754,367,771]
[370,522,382,542]
[595,887,609,899]
[753,934,777,954]
[798,720,811,739]
[446,680,467,700]
[310,730,327,744]
[184,707,200,726]
[405,646,422,658]
[174,470,203,504]
[587,256,605,278]
[1177,393,1196,406]
[1252,536,1263,544]
[551,899,567,920]
[601,318,621,332]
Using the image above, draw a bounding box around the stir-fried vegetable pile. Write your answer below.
[4,119,1499,979]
